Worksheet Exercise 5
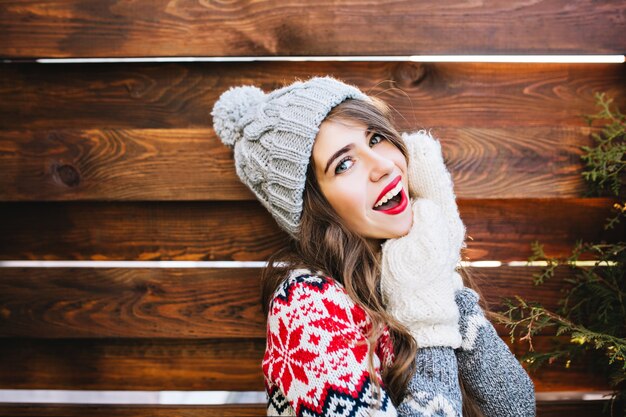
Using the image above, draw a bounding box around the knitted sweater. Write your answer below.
[262,269,535,416]
[263,269,397,416]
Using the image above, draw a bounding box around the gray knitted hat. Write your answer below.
[210,76,372,238]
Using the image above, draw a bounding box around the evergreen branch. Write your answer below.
[495,301,626,369]
[500,92,626,413]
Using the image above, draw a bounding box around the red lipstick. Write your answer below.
[373,175,408,215]
[376,188,408,215]
[375,175,402,205]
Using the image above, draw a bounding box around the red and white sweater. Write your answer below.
[262,269,397,416]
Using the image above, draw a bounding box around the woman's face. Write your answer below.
[311,118,413,244]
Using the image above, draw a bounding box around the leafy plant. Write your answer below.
[497,92,626,416]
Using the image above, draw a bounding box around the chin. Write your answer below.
[377,225,411,240]
[391,221,412,238]
[387,230,410,239]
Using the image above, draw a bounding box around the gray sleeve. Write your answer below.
[454,287,536,417]
[398,346,463,417]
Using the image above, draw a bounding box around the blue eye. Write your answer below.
[370,133,385,146]
[335,157,353,174]
[334,133,386,175]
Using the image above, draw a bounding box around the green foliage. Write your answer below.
[497,92,626,416]
[580,92,626,198]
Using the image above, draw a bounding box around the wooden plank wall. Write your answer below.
[1,1,625,416]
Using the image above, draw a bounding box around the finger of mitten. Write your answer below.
[403,130,466,256]
[456,322,536,417]
[397,347,463,417]
[403,130,457,212]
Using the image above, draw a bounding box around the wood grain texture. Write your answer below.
[536,400,622,417]
[1,0,624,58]
[0,199,622,262]
[0,403,266,417]
[1,62,624,130]
[0,401,618,417]
[0,266,615,339]
[0,337,610,392]
[0,268,266,338]
[0,126,622,201]
[1,2,622,409]
[0,338,265,391]
[1,62,624,200]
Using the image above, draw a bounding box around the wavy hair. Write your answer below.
[260,96,488,416]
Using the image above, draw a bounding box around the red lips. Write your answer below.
[376,187,408,215]
[374,175,402,208]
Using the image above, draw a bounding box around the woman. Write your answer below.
[211,76,535,417]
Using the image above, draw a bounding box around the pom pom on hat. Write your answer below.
[211,85,265,147]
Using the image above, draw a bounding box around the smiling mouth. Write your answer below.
[373,186,408,214]
[373,192,402,211]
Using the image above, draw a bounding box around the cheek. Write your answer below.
[387,147,407,170]
[326,182,368,220]
[377,141,406,165]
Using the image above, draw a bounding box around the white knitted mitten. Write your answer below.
[380,130,466,348]
[380,198,464,348]
[402,130,467,263]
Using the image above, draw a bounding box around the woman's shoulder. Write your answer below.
[265,267,396,369]
[268,268,364,320]
[263,268,396,416]
[273,267,339,296]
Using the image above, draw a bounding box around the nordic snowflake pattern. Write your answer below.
[263,272,396,416]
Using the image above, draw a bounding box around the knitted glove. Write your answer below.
[380,130,466,348]
[380,197,464,348]
[455,287,537,417]
[397,346,463,417]
[402,130,467,264]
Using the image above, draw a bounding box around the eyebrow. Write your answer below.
[323,130,372,174]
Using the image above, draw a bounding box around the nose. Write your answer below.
[367,148,396,182]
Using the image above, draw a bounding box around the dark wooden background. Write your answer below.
[0,0,625,415]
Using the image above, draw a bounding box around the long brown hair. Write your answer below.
[260,96,489,416]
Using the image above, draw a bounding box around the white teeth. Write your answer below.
[374,182,403,208]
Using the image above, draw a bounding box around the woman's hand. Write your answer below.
[454,287,537,416]
[380,130,468,349]
[397,346,463,417]
[402,130,466,266]
[380,197,464,348]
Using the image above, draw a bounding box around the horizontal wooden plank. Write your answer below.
[1,126,621,201]
[0,266,615,339]
[537,400,620,417]
[460,198,625,262]
[1,62,624,130]
[0,337,610,392]
[0,403,265,417]
[0,268,266,338]
[1,0,623,58]
[0,199,622,262]
[1,63,624,201]
[0,339,265,391]
[0,401,618,417]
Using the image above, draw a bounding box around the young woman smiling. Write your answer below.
[211,76,536,417]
